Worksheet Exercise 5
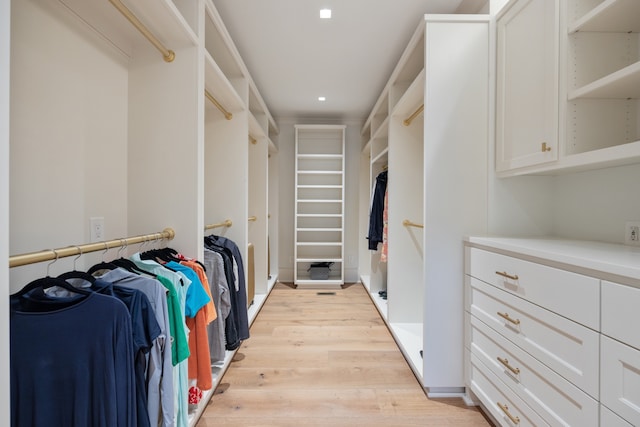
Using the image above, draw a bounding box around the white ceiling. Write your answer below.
[212,0,487,122]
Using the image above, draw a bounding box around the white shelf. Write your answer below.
[296,228,343,232]
[569,0,640,33]
[297,199,342,203]
[297,154,343,160]
[59,0,198,58]
[296,242,342,246]
[369,291,388,321]
[371,147,389,165]
[294,125,345,286]
[389,323,424,381]
[295,279,343,286]
[297,170,343,175]
[569,61,640,99]
[204,52,244,114]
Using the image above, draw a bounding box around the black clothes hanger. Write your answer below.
[111,258,146,275]
[58,270,96,284]
[13,276,92,297]
[87,261,120,275]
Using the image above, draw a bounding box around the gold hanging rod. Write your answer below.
[205,90,233,120]
[9,227,175,268]
[403,104,424,126]
[204,219,233,231]
[248,216,257,222]
[402,219,424,229]
[109,0,175,63]
[249,135,257,145]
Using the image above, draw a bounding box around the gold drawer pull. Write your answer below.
[497,357,521,375]
[497,311,521,325]
[496,271,519,280]
[498,402,520,424]
[541,142,551,152]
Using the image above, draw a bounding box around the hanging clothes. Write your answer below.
[10,280,136,427]
[69,276,161,427]
[164,261,213,391]
[93,267,176,427]
[381,185,389,262]
[204,236,250,348]
[203,248,233,364]
[367,170,388,250]
[130,253,191,427]
[204,235,249,339]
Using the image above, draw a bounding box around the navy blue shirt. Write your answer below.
[10,284,136,427]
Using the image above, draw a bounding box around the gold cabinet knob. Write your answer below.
[541,142,552,152]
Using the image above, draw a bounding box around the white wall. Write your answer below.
[552,163,640,243]
[277,117,363,283]
[487,162,640,243]
[1,0,11,422]
[9,0,129,289]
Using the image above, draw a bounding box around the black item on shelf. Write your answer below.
[307,262,333,280]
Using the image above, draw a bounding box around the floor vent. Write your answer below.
[316,292,337,296]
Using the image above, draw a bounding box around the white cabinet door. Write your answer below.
[496,0,559,172]
[601,336,640,426]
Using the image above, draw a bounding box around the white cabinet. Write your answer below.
[497,0,640,176]
[360,15,490,393]
[496,0,559,172]
[601,336,640,426]
[294,125,345,287]
[601,281,640,426]
[465,237,640,427]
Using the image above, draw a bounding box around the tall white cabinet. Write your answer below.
[359,15,490,394]
[294,124,345,287]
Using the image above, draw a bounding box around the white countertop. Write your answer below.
[465,236,640,283]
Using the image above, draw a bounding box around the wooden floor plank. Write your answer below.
[197,283,493,426]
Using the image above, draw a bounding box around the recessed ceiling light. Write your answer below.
[320,9,331,19]
[318,96,326,102]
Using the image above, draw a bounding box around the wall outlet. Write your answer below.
[90,217,104,242]
[625,221,640,245]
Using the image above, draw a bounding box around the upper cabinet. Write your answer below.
[497,0,640,176]
[496,0,559,172]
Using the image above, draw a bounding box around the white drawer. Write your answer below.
[601,335,640,426]
[468,352,549,427]
[468,313,598,426]
[602,281,640,350]
[601,405,633,427]
[468,276,600,398]
[467,247,599,329]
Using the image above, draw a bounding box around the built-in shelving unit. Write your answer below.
[6,0,279,426]
[497,0,640,176]
[359,15,490,395]
[294,125,345,288]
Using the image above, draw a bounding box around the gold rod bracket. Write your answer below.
[403,104,424,126]
[205,90,233,120]
[402,219,424,229]
[109,0,175,62]
[249,135,257,145]
[248,216,257,222]
[204,219,233,231]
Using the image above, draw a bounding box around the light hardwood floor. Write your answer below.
[197,283,493,426]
